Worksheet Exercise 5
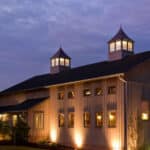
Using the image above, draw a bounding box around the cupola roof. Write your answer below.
[51,47,71,59]
[108,27,134,43]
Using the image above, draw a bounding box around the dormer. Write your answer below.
[108,27,134,61]
[50,47,71,74]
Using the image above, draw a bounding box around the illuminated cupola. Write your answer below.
[50,47,71,74]
[108,27,134,61]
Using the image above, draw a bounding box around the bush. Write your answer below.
[12,117,30,145]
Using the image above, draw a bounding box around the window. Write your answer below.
[55,58,59,66]
[34,112,44,129]
[141,113,149,121]
[60,58,65,66]
[108,86,116,94]
[95,88,103,96]
[58,113,65,127]
[51,59,55,67]
[116,40,121,51]
[83,112,90,128]
[83,89,92,96]
[12,115,18,127]
[122,40,127,50]
[58,91,64,100]
[108,111,116,128]
[65,59,70,66]
[68,112,74,128]
[110,42,115,52]
[128,42,133,51]
[95,112,103,128]
[68,91,75,99]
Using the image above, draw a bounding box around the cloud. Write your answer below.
[0,0,150,90]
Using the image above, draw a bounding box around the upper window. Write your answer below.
[122,40,127,50]
[68,112,74,128]
[58,91,64,100]
[108,86,116,95]
[95,112,103,128]
[108,111,116,128]
[128,42,133,51]
[116,40,121,51]
[12,115,18,127]
[34,112,44,129]
[83,112,90,128]
[83,89,92,96]
[95,88,103,96]
[110,42,115,52]
[58,113,65,127]
[68,91,75,99]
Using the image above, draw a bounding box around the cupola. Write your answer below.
[50,47,71,74]
[108,27,134,61]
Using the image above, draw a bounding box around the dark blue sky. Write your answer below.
[0,0,150,90]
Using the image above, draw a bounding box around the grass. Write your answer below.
[0,145,46,150]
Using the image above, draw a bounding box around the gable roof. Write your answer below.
[108,27,134,43]
[0,97,48,113]
[0,51,150,95]
[51,47,71,59]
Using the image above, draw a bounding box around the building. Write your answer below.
[0,27,150,150]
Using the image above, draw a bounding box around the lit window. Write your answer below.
[65,59,70,66]
[51,59,55,67]
[58,113,65,127]
[83,112,90,128]
[34,112,44,129]
[55,58,59,66]
[95,88,103,96]
[108,111,116,128]
[83,89,92,96]
[116,40,121,51]
[95,112,103,128]
[68,91,75,99]
[108,86,116,94]
[110,42,115,52]
[128,42,133,51]
[141,113,149,121]
[122,40,127,50]
[12,115,18,127]
[68,112,74,128]
[58,91,64,100]
[60,58,65,66]
[0,114,8,121]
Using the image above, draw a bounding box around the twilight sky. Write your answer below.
[0,0,150,90]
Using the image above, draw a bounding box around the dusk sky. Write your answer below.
[0,0,150,91]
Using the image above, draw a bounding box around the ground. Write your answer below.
[0,145,46,150]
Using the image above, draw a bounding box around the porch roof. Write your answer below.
[0,97,48,113]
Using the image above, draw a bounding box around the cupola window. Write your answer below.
[65,59,70,66]
[60,58,65,66]
[116,40,121,51]
[128,42,133,51]
[55,58,59,66]
[51,59,55,67]
[110,42,115,52]
[122,40,127,50]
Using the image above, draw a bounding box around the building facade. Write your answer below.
[0,28,150,150]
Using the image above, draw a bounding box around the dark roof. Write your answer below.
[51,47,71,59]
[0,51,150,95]
[108,27,134,43]
[0,97,48,113]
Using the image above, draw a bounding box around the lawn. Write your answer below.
[0,145,47,150]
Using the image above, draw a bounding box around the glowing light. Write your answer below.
[112,139,120,150]
[109,114,115,121]
[75,133,83,148]
[97,115,102,120]
[50,129,57,143]
[141,113,149,121]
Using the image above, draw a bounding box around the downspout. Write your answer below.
[119,76,127,150]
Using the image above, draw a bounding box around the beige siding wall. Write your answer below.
[49,77,125,150]
[28,98,50,142]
